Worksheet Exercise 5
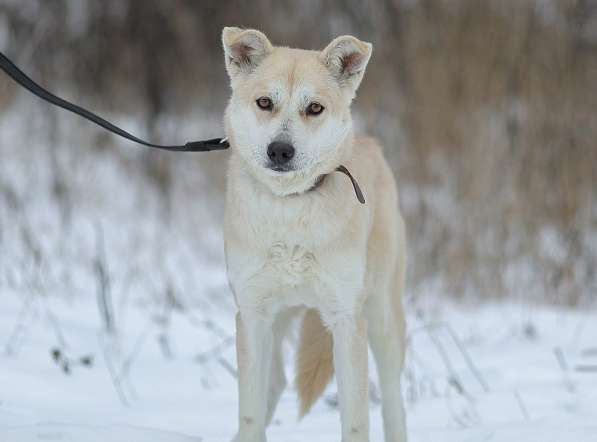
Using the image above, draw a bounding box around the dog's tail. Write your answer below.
[296,309,334,418]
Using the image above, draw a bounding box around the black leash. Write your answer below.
[0,51,229,152]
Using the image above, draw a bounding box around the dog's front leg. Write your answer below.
[233,311,273,442]
[329,313,370,442]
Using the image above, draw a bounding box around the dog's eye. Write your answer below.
[307,102,324,116]
[256,97,273,111]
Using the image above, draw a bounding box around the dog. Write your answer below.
[222,27,407,442]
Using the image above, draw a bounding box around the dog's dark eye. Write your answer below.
[307,102,324,116]
[256,97,273,111]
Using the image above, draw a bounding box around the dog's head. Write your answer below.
[222,27,372,196]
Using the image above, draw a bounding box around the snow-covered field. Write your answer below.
[2,287,596,442]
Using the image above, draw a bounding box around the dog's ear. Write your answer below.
[222,27,273,79]
[320,35,372,93]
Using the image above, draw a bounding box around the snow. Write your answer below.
[0,425,198,442]
[2,289,596,442]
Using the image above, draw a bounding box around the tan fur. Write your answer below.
[222,28,407,442]
[296,309,334,417]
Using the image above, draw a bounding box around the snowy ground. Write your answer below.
[1,287,596,442]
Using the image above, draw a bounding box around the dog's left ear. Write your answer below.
[222,27,273,79]
[320,35,372,94]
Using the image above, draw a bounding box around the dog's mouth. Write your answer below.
[268,165,294,173]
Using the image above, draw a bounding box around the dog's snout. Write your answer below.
[267,141,295,166]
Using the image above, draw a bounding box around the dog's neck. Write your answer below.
[307,174,327,193]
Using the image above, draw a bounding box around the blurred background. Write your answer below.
[1,0,595,306]
[1,1,597,440]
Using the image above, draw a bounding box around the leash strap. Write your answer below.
[0,51,229,152]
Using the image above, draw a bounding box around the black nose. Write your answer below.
[267,141,295,166]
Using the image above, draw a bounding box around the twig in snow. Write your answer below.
[514,390,530,420]
[444,385,479,429]
[440,323,490,393]
[158,333,173,359]
[185,310,232,341]
[403,366,418,404]
[408,322,489,394]
[195,336,236,364]
[100,334,129,406]
[115,319,155,400]
[154,280,176,360]
[325,393,339,410]
[575,365,597,373]
[92,224,126,405]
[50,347,94,375]
[426,326,481,429]
[94,223,115,335]
[4,294,34,356]
[554,347,576,393]
[426,327,469,398]
[581,347,597,357]
[217,357,238,379]
[37,292,68,349]
[369,379,382,405]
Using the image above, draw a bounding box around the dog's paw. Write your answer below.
[231,432,267,442]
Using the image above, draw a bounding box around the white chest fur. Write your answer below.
[224,158,371,314]
[265,242,318,285]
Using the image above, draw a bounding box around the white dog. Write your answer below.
[222,27,407,442]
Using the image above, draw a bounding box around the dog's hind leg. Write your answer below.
[366,282,407,442]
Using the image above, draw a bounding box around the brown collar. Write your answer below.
[306,165,365,204]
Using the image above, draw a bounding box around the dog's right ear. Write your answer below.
[222,27,273,79]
